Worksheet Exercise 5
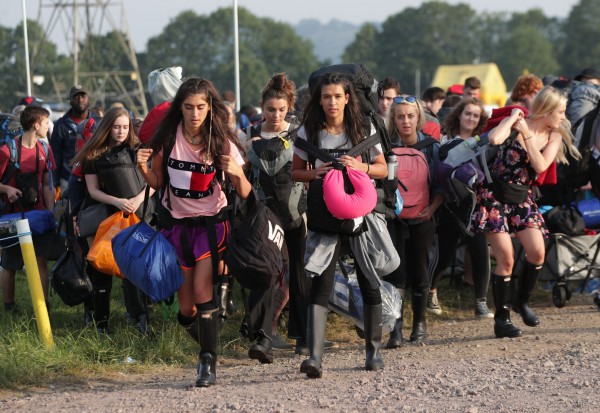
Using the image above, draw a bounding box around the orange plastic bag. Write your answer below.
[87,211,140,278]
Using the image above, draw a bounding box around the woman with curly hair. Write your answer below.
[429,98,491,318]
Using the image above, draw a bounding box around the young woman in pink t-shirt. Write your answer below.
[137,78,251,388]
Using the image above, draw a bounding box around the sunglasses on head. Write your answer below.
[393,96,418,104]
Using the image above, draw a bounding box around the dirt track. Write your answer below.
[1,295,599,413]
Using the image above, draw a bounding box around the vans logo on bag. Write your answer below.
[133,230,149,244]
[267,220,284,250]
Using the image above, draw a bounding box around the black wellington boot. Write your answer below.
[300,305,328,379]
[177,311,199,343]
[386,289,404,349]
[492,275,522,338]
[248,331,273,364]
[364,304,384,371]
[196,311,218,387]
[515,262,542,327]
[409,289,427,343]
[226,275,237,315]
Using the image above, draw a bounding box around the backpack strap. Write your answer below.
[408,136,437,151]
[293,136,339,167]
[346,133,381,158]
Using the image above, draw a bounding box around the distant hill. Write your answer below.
[293,19,362,64]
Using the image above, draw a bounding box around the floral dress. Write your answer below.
[469,138,548,236]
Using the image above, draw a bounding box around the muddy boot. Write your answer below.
[492,275,522,338]
[196,311,218,387]
[300,304,328,379]
[364,304,384,371]
[409,289,427,343]
[515,262,542,327]
[386,289,404,349]
[177,311,199,343]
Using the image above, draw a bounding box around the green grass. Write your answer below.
[1,268,551,389]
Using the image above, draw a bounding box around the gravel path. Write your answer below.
[2,297,599,412]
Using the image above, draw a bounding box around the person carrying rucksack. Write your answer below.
[429,97,493,319]
[384,95,445,348]
[291,72,390,378]
[136,78,252,388]
[0,106,56,312]
[469,87,580,339]
[240,73,309,361]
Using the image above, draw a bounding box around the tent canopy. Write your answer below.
[431,63,507,107]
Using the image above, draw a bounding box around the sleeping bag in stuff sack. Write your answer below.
[322,167,377,219]
[225,191,289,290]
[112,221,183,302]
[0,209,55,247]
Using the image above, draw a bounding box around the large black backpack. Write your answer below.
[225,190,288,290]
[307,63,396,218]
[246,121,306,230]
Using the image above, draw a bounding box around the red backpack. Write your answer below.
[392,137,436,219]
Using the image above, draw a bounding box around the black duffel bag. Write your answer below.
[50,238,92,306]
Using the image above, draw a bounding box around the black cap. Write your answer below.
[69,85,88,99]
[574,68,600,81]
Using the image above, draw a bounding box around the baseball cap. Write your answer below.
[69,85,88,99]
[574,68,600,81]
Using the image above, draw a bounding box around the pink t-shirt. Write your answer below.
[161,124,244,219]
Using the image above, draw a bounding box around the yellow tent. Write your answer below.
[431,63,507,107]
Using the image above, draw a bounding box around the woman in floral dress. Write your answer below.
[470,86,580,338]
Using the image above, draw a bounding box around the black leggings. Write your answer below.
[286,223,310,339]
[431,205,490,298]
[384,218,436,292]
[309,237,382,308]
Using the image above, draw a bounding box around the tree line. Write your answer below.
[1,0,599,113]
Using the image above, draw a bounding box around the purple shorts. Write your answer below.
[161,221,230,270]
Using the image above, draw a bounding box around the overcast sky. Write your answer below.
[0,0,579,53]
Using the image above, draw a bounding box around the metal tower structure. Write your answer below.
[31,0,147,117]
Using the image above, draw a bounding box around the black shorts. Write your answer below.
[1,233,55,270]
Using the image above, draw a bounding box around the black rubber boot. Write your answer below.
[492,275,522,338]
[364,304,384,371]
[515,262,542,327]
[386,289,404,349]
[409,289,427,343]
[177,311,199,343]
[226,275,237,315]
[300,305,328,379]
[196,311,218,387]
[248,331,273,364]
[217,281,229,324]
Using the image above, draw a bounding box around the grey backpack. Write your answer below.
[246,123,306,230]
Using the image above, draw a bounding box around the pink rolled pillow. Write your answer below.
[323,167,377,219]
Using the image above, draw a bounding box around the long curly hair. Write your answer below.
[149,77,242,162]
[301,73,364,147]
[442,97,489,138]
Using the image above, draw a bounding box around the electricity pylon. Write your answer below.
[31,0,147,117]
